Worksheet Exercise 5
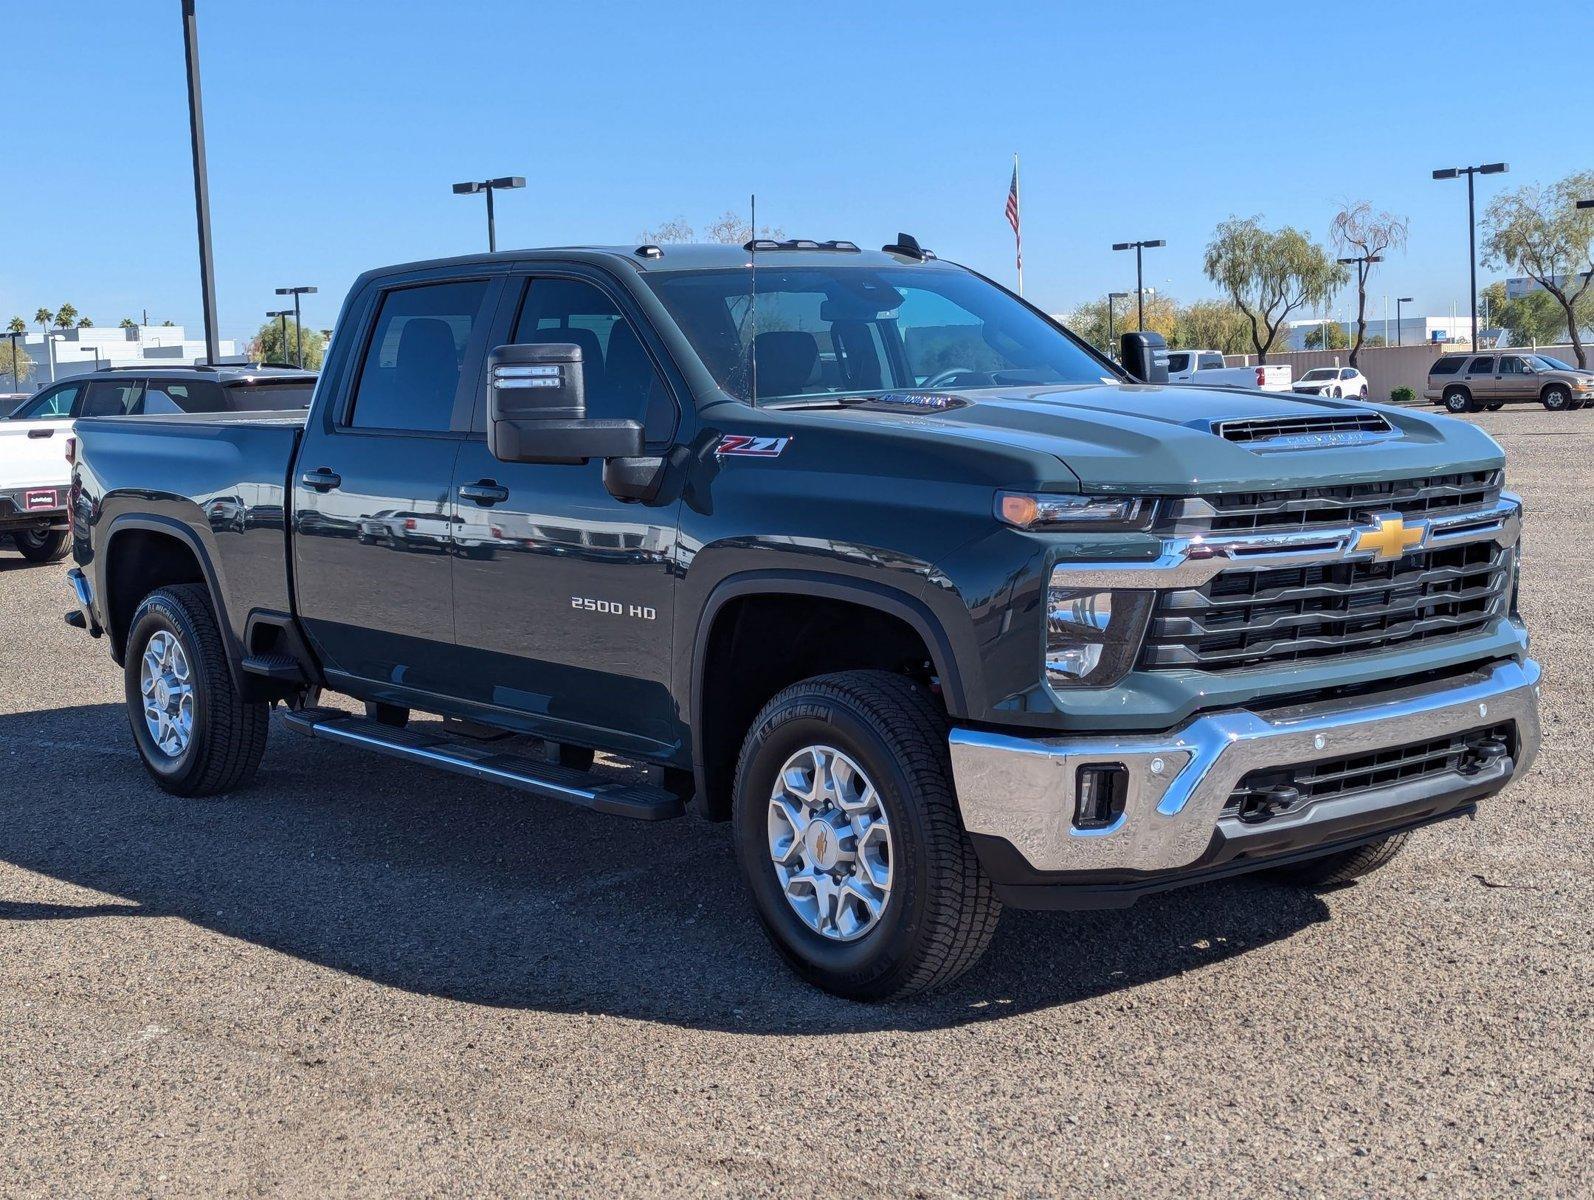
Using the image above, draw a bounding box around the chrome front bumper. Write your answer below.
[949,658,1541,875]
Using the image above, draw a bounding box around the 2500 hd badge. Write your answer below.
[572,596,657,620]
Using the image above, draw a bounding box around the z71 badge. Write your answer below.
[716,434,791,458]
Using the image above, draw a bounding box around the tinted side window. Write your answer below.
[351,280,489,431]
[1498,356,1525,375]
[1199,354,1226,370]
[144,379,227,414]
[1165,353,1190,373]
[1431,356,1463,375]
[1341,369,1356,379]
[11,383,80,419]
[225,382,315,411]
[1467,357,1494,374]
[81,380,144,417]
[511,277,676,441]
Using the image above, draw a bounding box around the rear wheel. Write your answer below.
[1443,387,1474,414]
[12,528,68,563]
[732,670,1000,1001]
[1269,833,1409,888]
[124,583,269,796]
[1542,385,1571,411]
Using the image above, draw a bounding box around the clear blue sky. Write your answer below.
[3,0,1589,346]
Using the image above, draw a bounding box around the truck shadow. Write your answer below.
[0,704,1331,1034]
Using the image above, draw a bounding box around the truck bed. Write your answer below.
[71,410,308,652]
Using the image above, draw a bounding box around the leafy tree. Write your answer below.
[1173,299,1253,354]
[1482,171,1594,366]
[1066,292,1177,354]
[33,307,52,334]
[53,303,78,329]
[1303,322,1349,349]
[4,317,31,387]
[1203,216,1346,363]
[1330,201,1408,367]
[160,319,175,326]
[76,316,93,328]
[250,318,326,369]
[118,317,137,329]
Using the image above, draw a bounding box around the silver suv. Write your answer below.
[1425,352,1594,413]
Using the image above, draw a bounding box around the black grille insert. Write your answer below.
[1161,470,1502,537]
[1142,542,1511,671]
[1214,412,1391,444]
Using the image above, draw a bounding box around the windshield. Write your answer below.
[1300,368,1337,381]
[1535,355,1573,371]
[644,265,1114,403]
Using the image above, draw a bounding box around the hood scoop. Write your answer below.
[1211,411,1395,450]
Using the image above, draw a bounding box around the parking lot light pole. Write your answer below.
[265,309,292,364]
[274,286,317,367]
[1395,296,1414,347]
[1432,162,1507,352]
[1107,291,1129,354]
[1112,240,1165,331]
[452,176,525,252]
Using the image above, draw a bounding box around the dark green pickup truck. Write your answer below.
[65,239,1540,999]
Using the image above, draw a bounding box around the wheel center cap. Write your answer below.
[806,820,840,870]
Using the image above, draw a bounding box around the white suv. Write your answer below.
[1293,367,1368,399]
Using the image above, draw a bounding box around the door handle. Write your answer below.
[300,468,342,492]
[28,428,54,439]
[458,480,510,506]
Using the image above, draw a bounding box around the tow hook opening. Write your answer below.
[1236,785,1301,825]
[1458,735,1508,776]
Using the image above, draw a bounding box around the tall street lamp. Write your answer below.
[265,309,292,365]
[274,286,317,367]
[179,0,220,366]
[1107,291,1129,354]
[1432,162,1508,352]
[4,330,25,390]
[1395,296,1414,347]
[452,176,525,252]
[1112,240,1165,331]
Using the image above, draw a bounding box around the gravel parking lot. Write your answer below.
[1,409,1589,1198]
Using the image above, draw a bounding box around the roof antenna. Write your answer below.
[749,192,758,408]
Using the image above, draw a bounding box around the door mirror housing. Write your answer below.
[486,342,643,465]
[1120,331,1170,384]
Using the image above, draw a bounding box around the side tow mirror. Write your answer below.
[1119,331,1169,384]
[486,342,643,465]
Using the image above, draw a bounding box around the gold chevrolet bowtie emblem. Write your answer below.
[1354,514,1425,561]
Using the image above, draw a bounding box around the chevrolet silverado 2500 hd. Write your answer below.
[65,240,1540,1000]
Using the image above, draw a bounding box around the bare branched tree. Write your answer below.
[1330,202,1408,367]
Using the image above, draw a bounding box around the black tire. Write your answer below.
[12,528,69,563]
[123,583,269,796]
[732,670,1000,1001]
[1443,387,1474,414]
[1486,402,1505,411]
[1269,832,1409,888]
[1542,385,1571,412]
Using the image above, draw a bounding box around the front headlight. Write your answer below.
[998,491,1149,531]
[1046,580,1155,688]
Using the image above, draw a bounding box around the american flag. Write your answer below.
[1005,162,1022,272]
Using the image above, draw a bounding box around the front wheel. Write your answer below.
[1542,385,1571,411]
[12,528,68,563]
[124,583,269,796]
[1269,832,1409,888]
[732,670,1000,1001]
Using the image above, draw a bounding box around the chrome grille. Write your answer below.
[1160,469,1502,537]
[1142,541,1512,671]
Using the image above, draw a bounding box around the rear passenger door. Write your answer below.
[1463,356,1497,404]
[292,275,500,696]
[446,268,684,756]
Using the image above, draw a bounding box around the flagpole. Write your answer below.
[1013,152,1023,296]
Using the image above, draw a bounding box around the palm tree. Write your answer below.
[7,316,25,336]
[34,307,52,334]
[76,316,93,328]
[118,317,136,329]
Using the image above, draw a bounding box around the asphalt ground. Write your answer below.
[1,408,1589,1198]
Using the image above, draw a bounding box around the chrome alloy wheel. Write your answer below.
[140,630,195,759]
[767,745,893,941]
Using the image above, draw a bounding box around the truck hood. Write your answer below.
[804,382,1505,494]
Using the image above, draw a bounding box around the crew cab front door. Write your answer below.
[292,276,498,696]
[448,270,684,757]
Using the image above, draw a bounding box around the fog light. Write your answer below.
[1074,764,1128,830]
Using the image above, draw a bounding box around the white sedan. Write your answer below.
[1293,366,1369,399]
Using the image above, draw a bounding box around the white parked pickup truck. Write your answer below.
[1164,349,1293,392]
[1,385,76,562]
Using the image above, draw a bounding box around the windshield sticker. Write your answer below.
[717,435,791,458]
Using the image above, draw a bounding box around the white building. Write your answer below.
[8,325,239,390]
[1282,314,1486,351]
